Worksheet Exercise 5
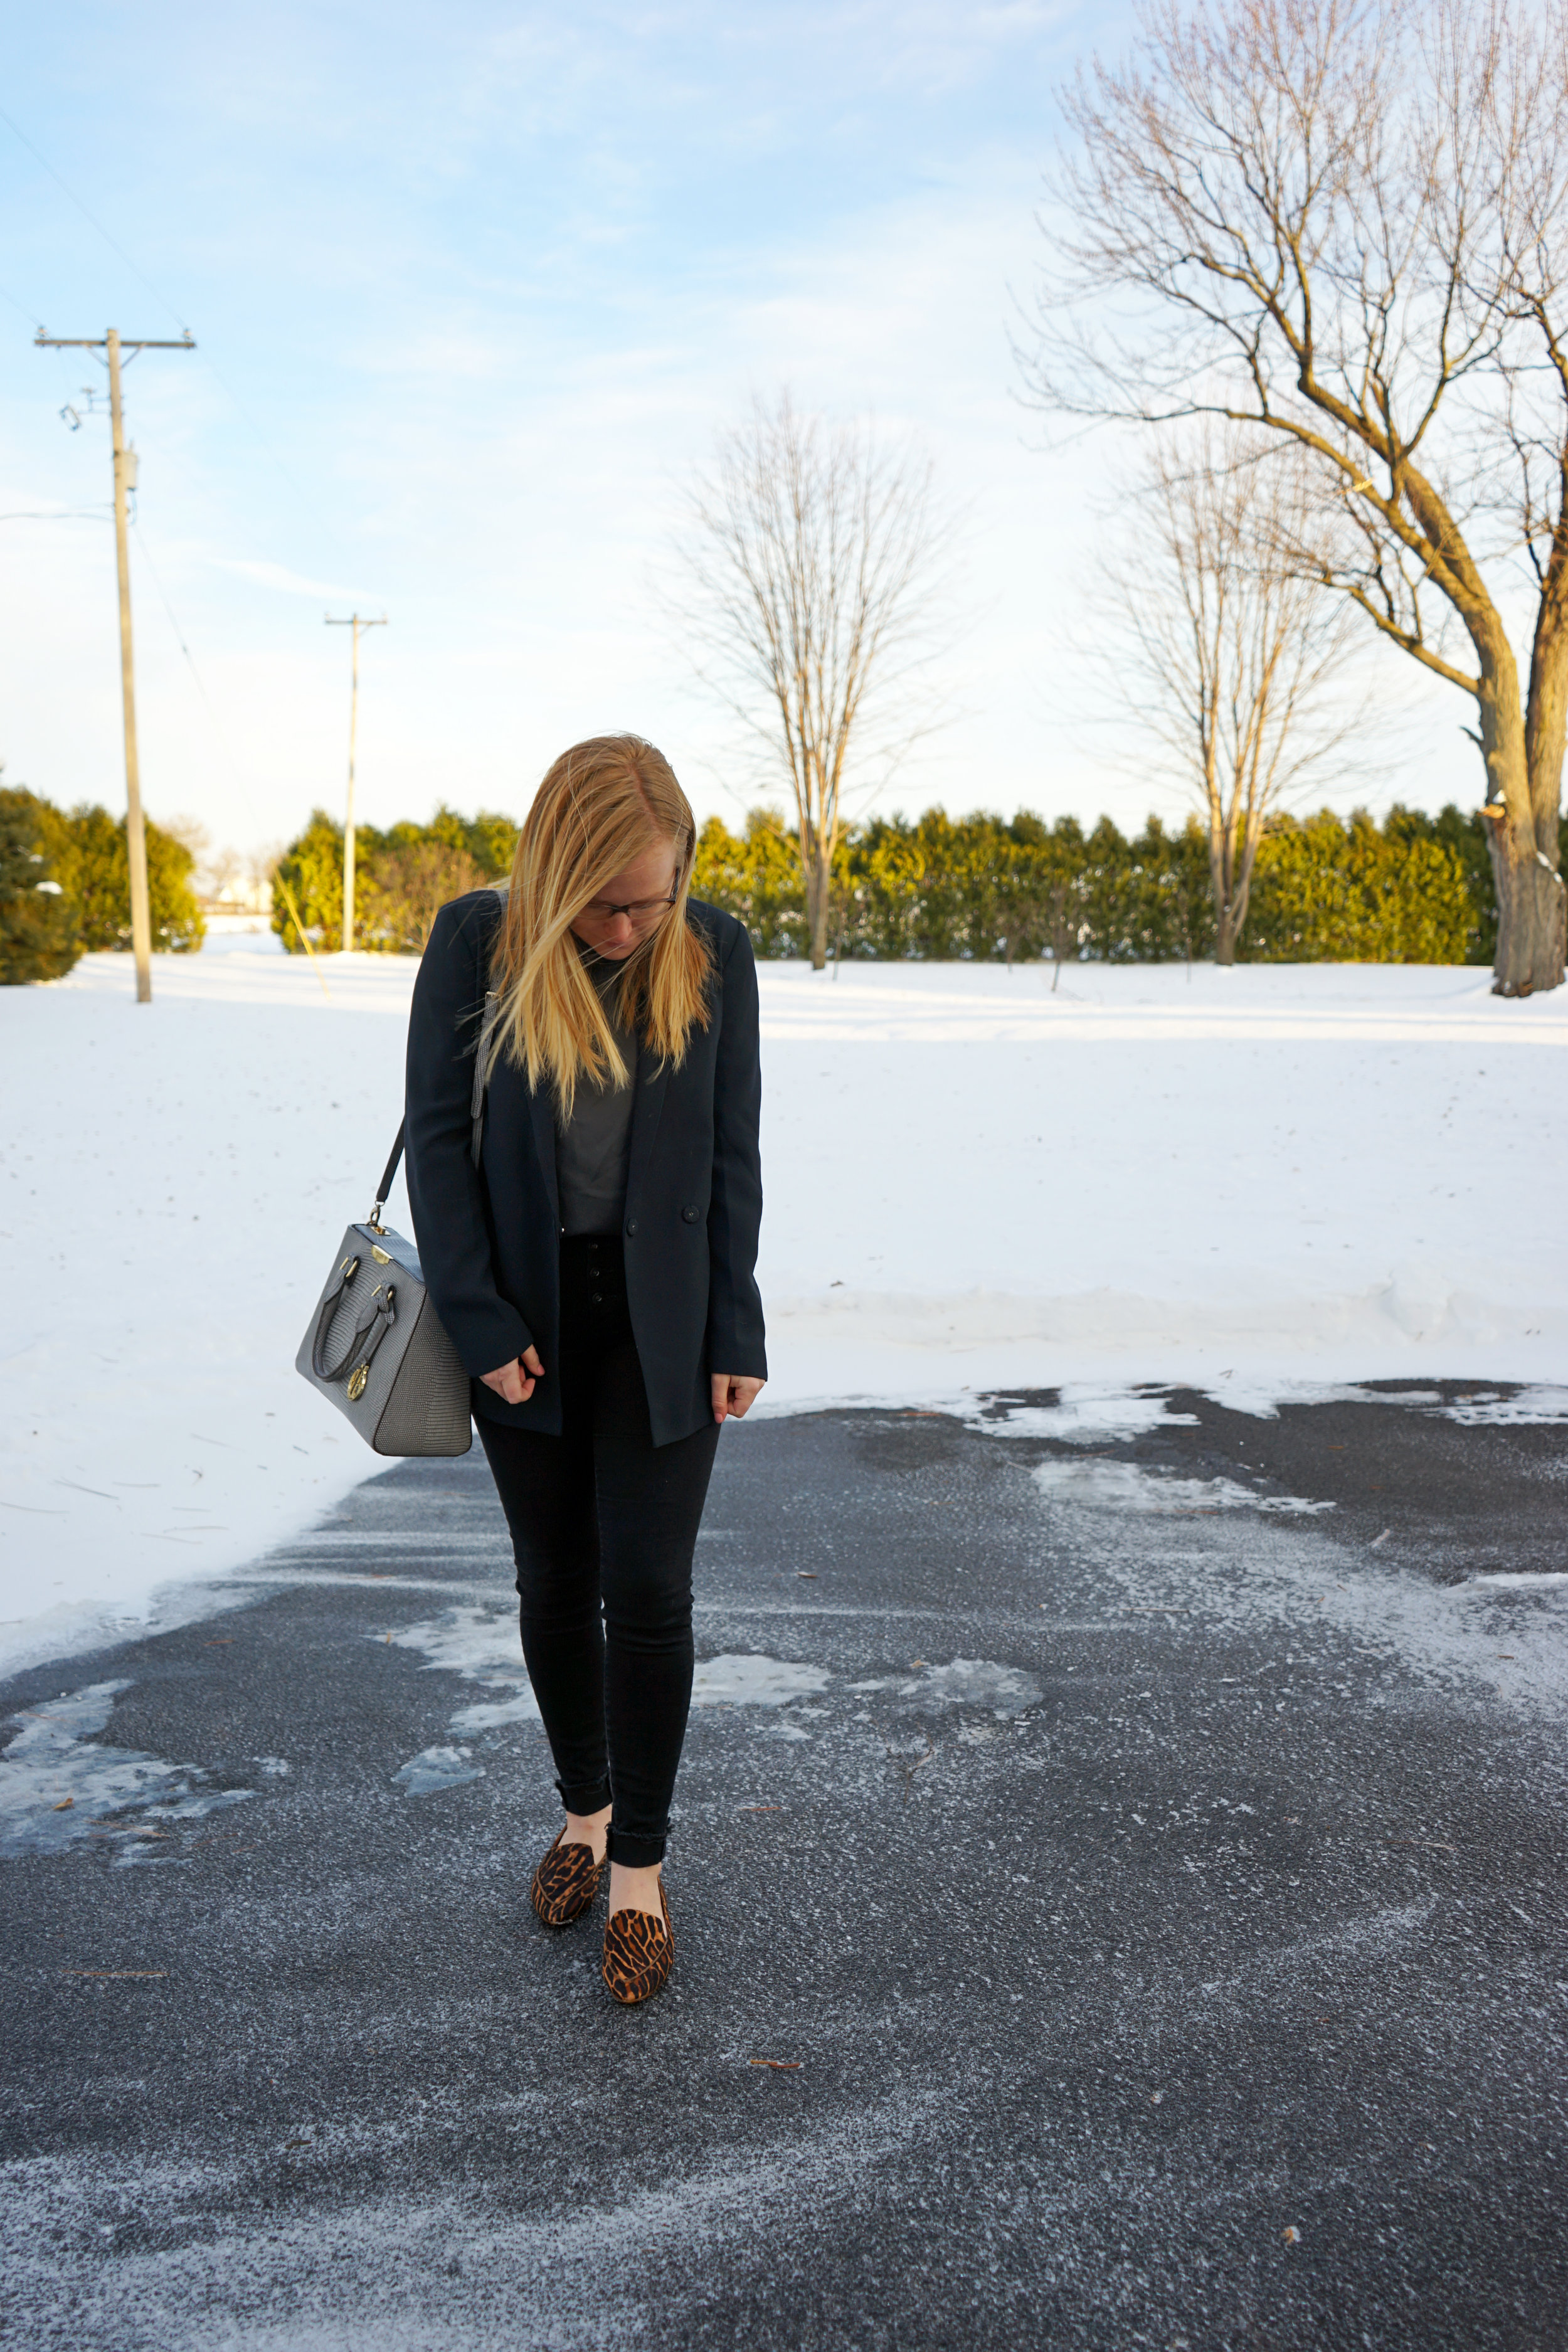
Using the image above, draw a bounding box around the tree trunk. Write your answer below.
[1208,847,1243,964]
[804,847,830,971]
[1487,807,1565,995]
[1517,547,1568,997]
[1207,804,1231,965]
[1477,637,1566,995]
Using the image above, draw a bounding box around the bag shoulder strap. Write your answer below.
[373,884,507,1223]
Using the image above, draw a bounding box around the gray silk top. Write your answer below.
[553,956,637,1237]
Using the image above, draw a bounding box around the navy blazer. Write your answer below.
[404,891,766,1447]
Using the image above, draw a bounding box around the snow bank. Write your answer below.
[3,946,1565,1672]
[756,958,1568,1406]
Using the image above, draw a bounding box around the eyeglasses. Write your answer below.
[580,891,679,925]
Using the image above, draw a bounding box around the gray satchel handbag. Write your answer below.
[295,988,502,1457]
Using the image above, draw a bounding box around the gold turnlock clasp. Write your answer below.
[370,1244,391,1264]
[347,1364,370,1402]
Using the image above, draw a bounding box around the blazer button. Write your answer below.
[681,1205,699,1224]
[625,1219,638,1237]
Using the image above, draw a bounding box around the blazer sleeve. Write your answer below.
[405,896,534,1378]
[705,918,768,1379]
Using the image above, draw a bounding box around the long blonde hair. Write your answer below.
[490,734,712,1116]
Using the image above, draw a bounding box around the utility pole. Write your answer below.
[35,326,196,1004]
[324,612,388,954]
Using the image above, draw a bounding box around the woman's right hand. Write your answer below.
[480,1345,546,1404]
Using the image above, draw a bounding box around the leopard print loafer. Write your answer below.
[601,1880,674,2005]
[531,1827,608,1928]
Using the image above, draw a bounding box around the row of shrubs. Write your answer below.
[690,803,1501,965]
[272,800,1505,965]
[271,808,517,956]
[0,787,203,983]
[0,783,1513,985]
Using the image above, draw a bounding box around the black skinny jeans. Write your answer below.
[476,1236,721,1868]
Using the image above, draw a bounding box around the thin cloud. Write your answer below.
[209,556,385,605]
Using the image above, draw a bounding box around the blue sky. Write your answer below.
[0,1,1470,859]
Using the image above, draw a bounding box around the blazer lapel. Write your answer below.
[624,1036,669,1221]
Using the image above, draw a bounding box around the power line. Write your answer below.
[9,103,370,977]
[196,344,342,558]
[129,512,332,998]
[0,104,188,332]
[0,279,45,329]
[1,100,359,595]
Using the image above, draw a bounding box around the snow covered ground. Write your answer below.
[4,927,1567,1673]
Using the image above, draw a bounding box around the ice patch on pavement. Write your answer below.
[898,1658,1041,1715]
[393,1745,484,1796]
[966,1385,1199,1442]
[450,1692,541,1731]
[1439,1385,1568,1426]
[968,1376,1568,1438]
[0,1680,253,1860]
[381,1609,541,1776]
[1034,1458,1333,1516]
[1194,1376,1568,1427]
[691,1655,831,1706]
[383,1606,521,1682]
[1463,1571,1568,1592]
[1199,1377,1449,1419]
[383,1618,834,1765]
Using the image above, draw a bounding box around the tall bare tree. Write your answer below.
[1101,425,1362,960]
[666,393,950,969]
[1022,0,1568,995]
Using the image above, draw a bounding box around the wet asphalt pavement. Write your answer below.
[3,1382,1567,2351]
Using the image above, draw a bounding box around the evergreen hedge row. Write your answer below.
[0,788,203,984]
[272,807,519,955]
[275,798,1503,965]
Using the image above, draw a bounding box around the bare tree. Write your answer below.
[1101,425,1363,960]
[1022,0,1568,995]
[665,392,951,969]
[247,842,286,909]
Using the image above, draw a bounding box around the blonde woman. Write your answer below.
[404,735,765,2005]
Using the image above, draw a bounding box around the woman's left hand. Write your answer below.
[711,1374,765,1424]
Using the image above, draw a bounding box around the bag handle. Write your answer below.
[370,889,506,1229]
[311,1254,398,1383]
